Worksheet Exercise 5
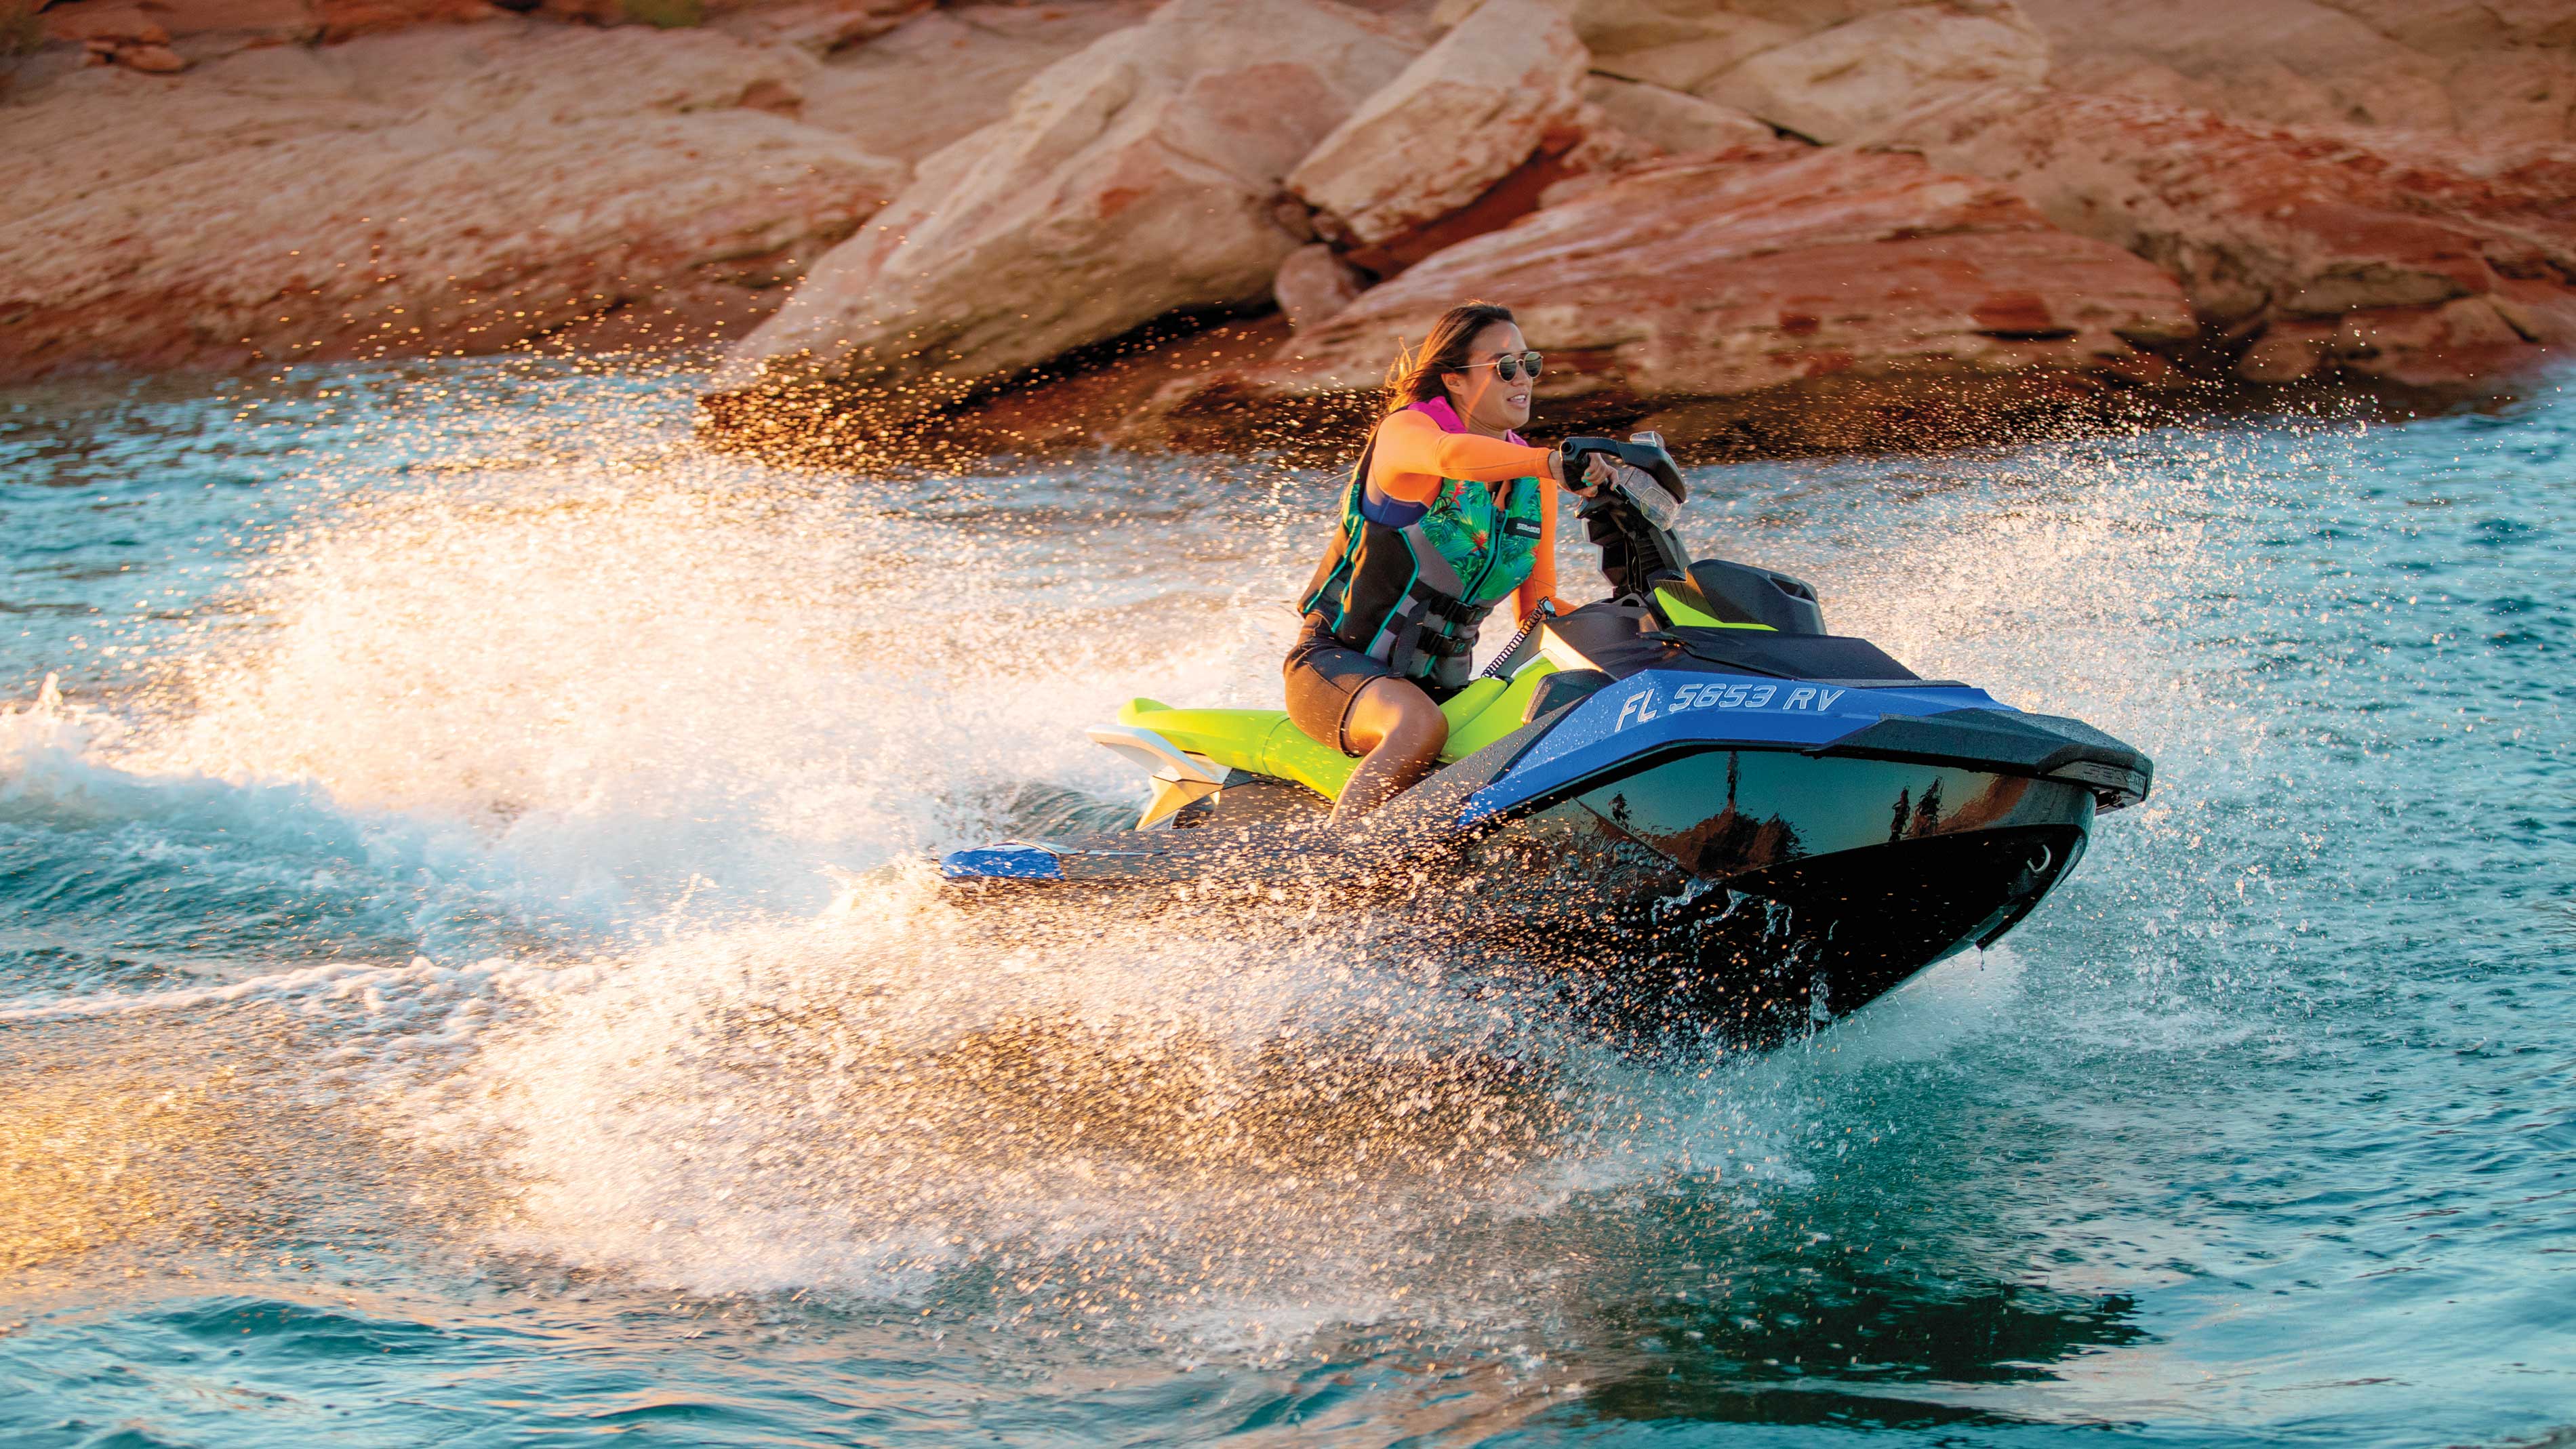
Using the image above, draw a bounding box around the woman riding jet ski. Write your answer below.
[1288,301,1669,823]
[943,300,2154,1042]
[1287,301,1678,821]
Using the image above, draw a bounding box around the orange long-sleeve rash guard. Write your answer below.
[1366,407,1569,624]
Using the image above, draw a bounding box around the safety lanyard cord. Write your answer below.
[1477,596,1555,680]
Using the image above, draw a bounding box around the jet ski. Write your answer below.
[943,438,2153,1043]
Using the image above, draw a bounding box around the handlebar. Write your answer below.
[1556,434,1687,508]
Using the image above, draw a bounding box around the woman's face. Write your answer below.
[1442,321,1534,434]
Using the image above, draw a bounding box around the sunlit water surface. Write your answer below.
[0,359,2569,1447]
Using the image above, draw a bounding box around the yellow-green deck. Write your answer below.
[1120,590,1777,801]
[1116,657,1562,802]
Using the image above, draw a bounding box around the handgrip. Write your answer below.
[1556,435,1686,504]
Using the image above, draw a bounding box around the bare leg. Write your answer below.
[1335,676,1449,824]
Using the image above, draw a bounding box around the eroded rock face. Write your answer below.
[710,0,933,58]
[709,0,1421,415]
[12,0,2573,443]
[1457,0,1800,94]
[2333,0,2576,51]
[2017,0,2576,142]
[1449,0,2051,141]
[1879,87,2576,385]
[1697,3,2049,142]
[1286,0,1589,248]
[1165,146,2196,449]
[1274,243,1365,331]
[1581,74,1777,157]
[791,1,1160,163]
[314,0,501,43]
[0,24,907,380]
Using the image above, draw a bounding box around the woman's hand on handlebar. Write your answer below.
[1578,452,1622,497]
[1569,450,1648,503]
[1546,443,1608,497]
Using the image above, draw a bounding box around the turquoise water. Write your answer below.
[1,360,2569,1446]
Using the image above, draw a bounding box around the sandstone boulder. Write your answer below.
[1436,0,2050,123]
[1876,87,2576,385]
[2015,0,2576,141]
[2443,50,2576,148]
[151,0,324,49]
[1274,243,1365,331]
[710,0,928,56]
[1581,74,1776,157]
[1285,0,1588,249]
[0,24,908,381]
[313,0,496,42]
[1440,0,1803,95]
[2314,0,2576,52]
[785,2,1163,164]
[2236,296,2539,388]
[707,0,1421,416]
[1696,3,2051,142]
[1281,103,1666,281]
[1166,147,2196,450]
[41,3,175,44]
[117,40,190,67]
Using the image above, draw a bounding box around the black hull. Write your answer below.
[949,750,2102,1048]
[1495,826,2084,1047]
[1451,749,2097,1046]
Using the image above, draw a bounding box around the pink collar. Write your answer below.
[1409,396,1527,446]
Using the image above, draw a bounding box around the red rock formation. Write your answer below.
[1881,89,2576,386]
[40,4,157,41]
[1696,1,2049,143]
[1285,0,1590,250]
[704,0,1425,430]
[12,0,2575,452]
[1149,146,2198,453]
[35,0,493,54]
[1580,75,1776,158]
[1273,243,1364,331]
[713,0,926,56]
[40,0,190,67]
[2016,0,2576,144]
[311,0,497,42]
[0,26,908,382]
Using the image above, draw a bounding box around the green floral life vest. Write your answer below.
[1422,473,1546,607]
[1299,457,1547,692]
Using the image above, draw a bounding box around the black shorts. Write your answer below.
[1283,615,1447,756]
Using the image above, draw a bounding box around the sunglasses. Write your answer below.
[1462,350,1545,383]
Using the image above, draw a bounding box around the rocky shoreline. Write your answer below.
[7,0,2574,460]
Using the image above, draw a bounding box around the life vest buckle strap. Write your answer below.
[1405,581,1495,626]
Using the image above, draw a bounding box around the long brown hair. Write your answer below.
[1383,301,1516,415]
